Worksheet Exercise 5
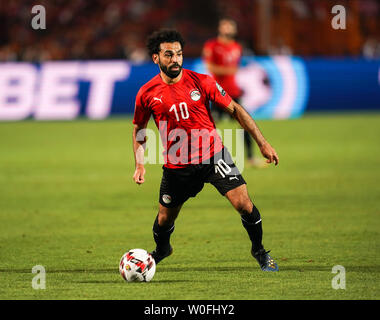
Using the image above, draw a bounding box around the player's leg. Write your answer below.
[224,184,263,252]
[157,203,182,226]
[207,148,278,271]
[225,184,278,271]
[151,203,182,264]
[152,165,204,264]
[206,148,263,251]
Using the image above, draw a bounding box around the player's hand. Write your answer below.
[133,166,146,184]
[259,142,279,166]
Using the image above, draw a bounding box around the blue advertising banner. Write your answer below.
[304,58,380,111]
[0,57,379,121]
[192,56,309,119]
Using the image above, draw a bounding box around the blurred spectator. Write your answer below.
[363,38,380,59]
[0,0,379,61]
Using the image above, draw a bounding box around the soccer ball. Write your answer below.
[119,249,156,282]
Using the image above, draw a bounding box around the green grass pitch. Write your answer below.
[0,112,379,300]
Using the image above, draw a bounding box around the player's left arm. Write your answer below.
[225,100,279,165]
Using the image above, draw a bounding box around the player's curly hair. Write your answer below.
[146,29,185,57]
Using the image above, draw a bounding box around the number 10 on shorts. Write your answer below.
[215,159,231,178]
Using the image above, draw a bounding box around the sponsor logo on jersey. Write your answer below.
[153,95,163,103]
[190,90,201,101]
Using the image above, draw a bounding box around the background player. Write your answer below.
[133,29,279,271]
[203,18,267,168]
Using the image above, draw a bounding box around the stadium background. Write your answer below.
[1,0,379,120]
[0,0,379,300]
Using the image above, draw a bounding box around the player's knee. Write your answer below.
[231,194,253,215]
[157,212,173,226]
[234,200,253,216]
[226,185,253,215]
[158,205,180,226]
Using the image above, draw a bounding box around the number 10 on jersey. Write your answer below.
[169,102,189,121]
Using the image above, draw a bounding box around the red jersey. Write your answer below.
[203,38,242,99]
[133,69,232,169]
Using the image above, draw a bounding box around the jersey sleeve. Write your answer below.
[133,87,151,126]
[202,75,232,109]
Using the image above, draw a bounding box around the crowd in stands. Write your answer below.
[268,0,380,58]
[0,0,379,62]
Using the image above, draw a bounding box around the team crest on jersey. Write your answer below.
[190,90,201,101]
[216,82,226,96]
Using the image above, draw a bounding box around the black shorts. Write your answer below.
[159,148,246,208]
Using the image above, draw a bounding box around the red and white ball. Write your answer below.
[119,249,156,282]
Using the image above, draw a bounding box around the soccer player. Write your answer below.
[132,29,279,271]
[203,18,265,168]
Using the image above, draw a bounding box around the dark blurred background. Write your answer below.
[1,0,379,62]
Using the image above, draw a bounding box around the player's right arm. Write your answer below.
[132,87,151,185]
[132,122,147,185]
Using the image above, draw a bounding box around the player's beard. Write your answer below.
[159,60,182,79]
